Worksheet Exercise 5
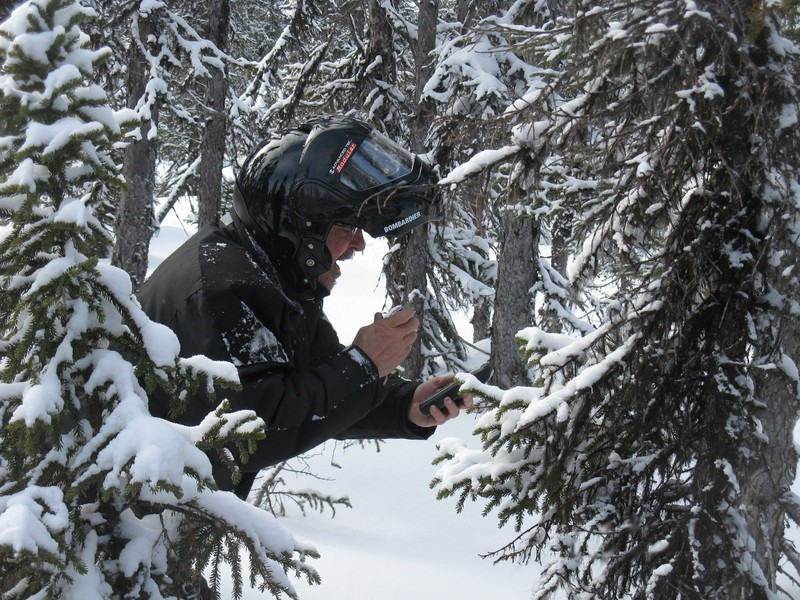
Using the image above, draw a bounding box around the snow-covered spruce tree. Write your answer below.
[101,0,233,236]
[434,1,800,598]
[238,0,471,376]
[235,0,349,133]
[110,2,161,292]
[425,0,554,383]
[0,1,317,597]
[381,0,465,378]
[84,0,242,248]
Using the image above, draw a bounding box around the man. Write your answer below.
[139,115,470,499]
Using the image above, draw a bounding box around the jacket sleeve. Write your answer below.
[195,246,434,466]
[233,344,392,468]
[168,284,393,468]
[335,374,435,441]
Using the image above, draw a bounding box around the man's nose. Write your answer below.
[350,229,366,251]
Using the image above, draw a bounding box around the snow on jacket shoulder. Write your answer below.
[138,224,432,496]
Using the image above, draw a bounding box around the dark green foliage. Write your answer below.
[0,1,317,597]
[433,1,800,598]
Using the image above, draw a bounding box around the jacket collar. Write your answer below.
[224,213,330,304]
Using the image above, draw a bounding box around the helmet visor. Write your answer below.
[337,131,415,192]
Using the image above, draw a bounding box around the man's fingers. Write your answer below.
[428,397,460,424]
[376,308,419,339]
[352,307,422,377]
[383,306,416,325]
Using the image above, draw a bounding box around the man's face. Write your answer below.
[317,224,366,291]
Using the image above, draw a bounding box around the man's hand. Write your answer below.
[352,307,419,377]
[408,375,474,427]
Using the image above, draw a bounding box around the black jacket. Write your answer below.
[138,220,433,497]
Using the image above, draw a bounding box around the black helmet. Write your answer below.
[233,115,442,290]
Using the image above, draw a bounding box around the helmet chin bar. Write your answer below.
[294,232,333,282]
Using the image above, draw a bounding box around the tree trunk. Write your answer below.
[472,296,491,342]
[456,0,472,30]
[491,211,537,388]
[744,353,799,593]
[739,261,800,594]
[362,0,395,124]
[112,14,158,291]
[385,0,439,378]
[413,0,438,143]
[197,0,230,229]
[471,178,493,343]
[387,225,429,378]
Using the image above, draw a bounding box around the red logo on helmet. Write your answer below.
[331,141,358,175]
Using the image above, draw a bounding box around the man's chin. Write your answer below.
[317,263,341,291]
